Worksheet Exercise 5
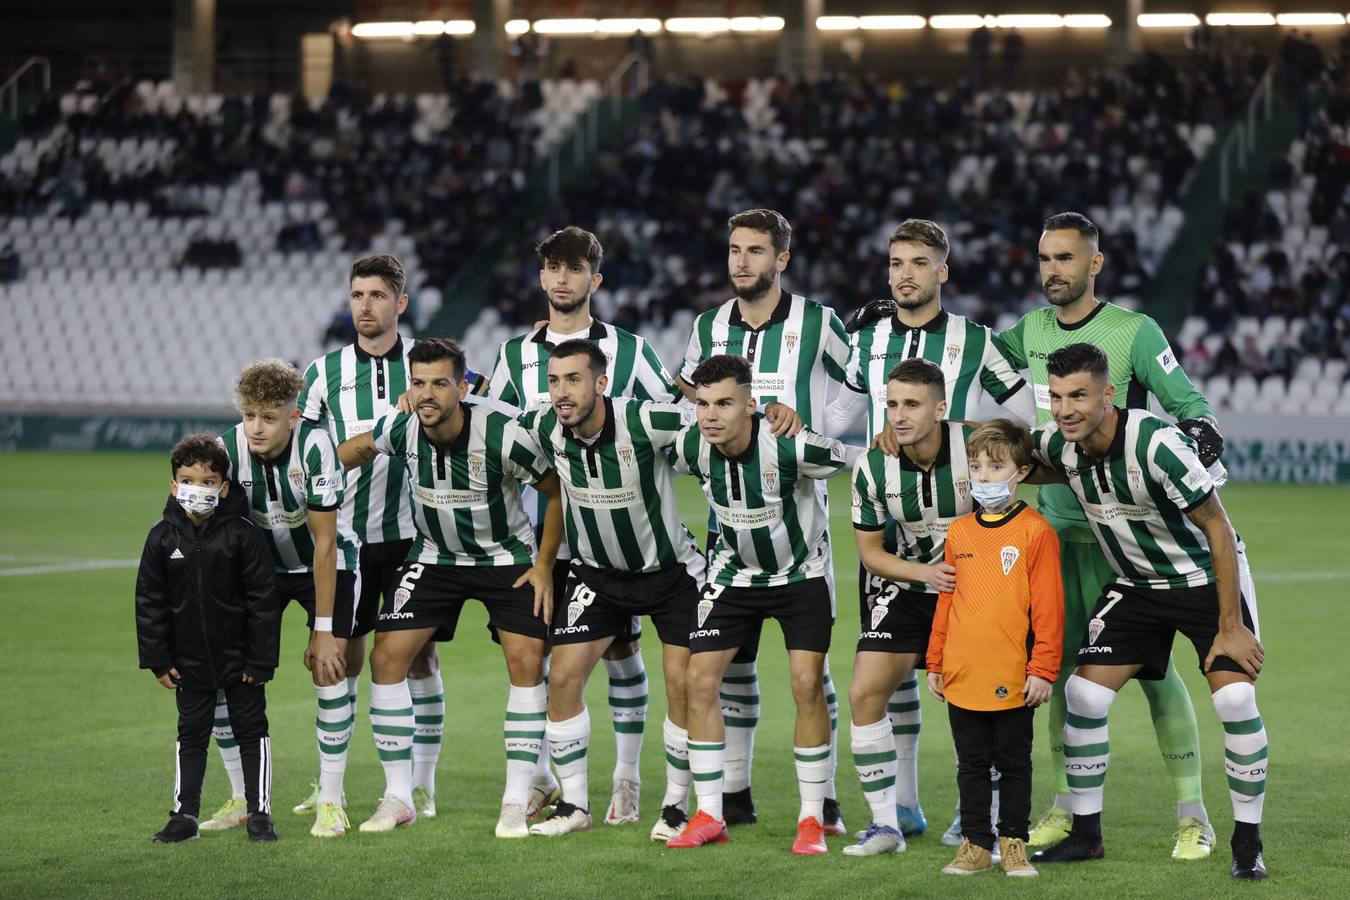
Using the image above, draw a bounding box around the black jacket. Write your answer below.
[135,486,281,688]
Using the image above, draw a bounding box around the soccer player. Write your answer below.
[834,219,1034,842]
[678,208,851,832]
[995,212,1226,857]
[488,226,680,825]
[1028,343,1268,881]
[664,355,861,855]
[297,254,489,828]
[336,338,563,837]
[518,340,706,840]
[213,359,362,837]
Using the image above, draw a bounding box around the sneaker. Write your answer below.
[495,801,529,839]
[1232,828,1268,880]
[792,816,828,856]
[842,823,904,856]
[941,810,964,847]
[942,838,994,875]
[1027,805,1072,847]
[412,786,437,819]
[666,809,729,848]
[310,802,349,838]
[526,775,560,820]
[896,804,927,837]
[723,787,756,826]
[528,800,592,837]
[1172,816,1215,860]
[292,781,320,815]
[822,798,846,836]
[999,836,1037,877]
[152,813,199,844]
[200,797,248,832]
[649,804,688,842]
[604,778,640,826]
[246,813,278,842]
[359,795,415,833]
[1031,832,1105,863]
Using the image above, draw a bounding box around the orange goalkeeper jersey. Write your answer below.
[926,501,1064,712]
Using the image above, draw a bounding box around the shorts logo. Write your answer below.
[567,601,585,627]
[469,455,484,478]
[870,603,888,631]
[617,444,635,467]
[784,331,798,353]
[567,583,596,628]
[697,598,714,629]
[393,588,411,613]
[995,686,1008,699]
[1087,616,1105,645]
[762,466,778,492]
[945,343,961,366]
[1000,546,1019,575]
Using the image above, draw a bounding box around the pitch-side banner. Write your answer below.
[0,412,236,452]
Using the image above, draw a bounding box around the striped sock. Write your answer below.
[409,672,444,796]
[548,708,591,810]
[346,676,359,720]
[720,662,759,793]
[889,677,922,810]
[212,691,245,799]
[823,660,839,800]
[504,683,548,806]
[689,740,726,821]
[1212,682,1267,824]
[604,652,648,783]
[661,715,691,810]
[315,681,353,804]
[794,743,831,822]
[370,680,414,808]
[1063,675,1115,817]
[533,655,554,784]
[851,718,898,830]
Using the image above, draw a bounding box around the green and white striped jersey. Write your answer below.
[300,337,489,544]
[680,293,850,428]
[219,419,360,574]
[1032,409,1216,589]
[669,417,853,587]
[519,397,704,576]
[851,421,976,593]
[844,309,1027,435]
[371,396,550,567]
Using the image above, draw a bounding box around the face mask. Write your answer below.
[176,483,221,517]
[971,479,1014,510]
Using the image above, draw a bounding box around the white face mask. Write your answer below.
[971,479,1014,510]
[176,483,221,517]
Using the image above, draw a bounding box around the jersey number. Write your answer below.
[399,564,426,592]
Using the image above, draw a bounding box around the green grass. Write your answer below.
[1,454,1345,898]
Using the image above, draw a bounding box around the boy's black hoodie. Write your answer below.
[135,485,281,688]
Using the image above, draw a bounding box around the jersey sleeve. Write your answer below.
[794,429,854,478]
[638,401,687,450]
[1025,520,1065,681]
[1130,317,1216,422]
[501,417,553,484]
[993,315,1030,369]
[851,451,887,531]
[821,308,851,384]
[978,329,1028,405]
[925,539,957,673]
[843,331,868,393]
[371,411,409,458]
[303,430,344,511]
[667,425,701,476]
[632,337,680,402]
[1148,424,1215,512]
[465,368,490,397]
[1030,426,1067,474]
[486,341,521,406]
[299,358,327,424]
[679,315,706,385]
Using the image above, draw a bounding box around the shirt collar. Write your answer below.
[530,319,608,349]
[714,415,762,464]
[561,396,616,445]
[892,308,948,334]
[1076,407,1129,462]
[423,402,473,454]
[354,335,404,362]
[728,292,794,331]
[899,420,952,473]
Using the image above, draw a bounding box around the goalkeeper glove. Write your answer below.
[844,298,898,334]
[1177,416,1224,466]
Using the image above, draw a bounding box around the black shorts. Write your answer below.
[690,578,833,654]
[1077,580,1260,680]
[277,570,362,640]
[551,562,699,648]
[377,561,548,641]
[483,559,642,646]
[715,530,835,665]
[355,539,414,639]
[856,566,937,663]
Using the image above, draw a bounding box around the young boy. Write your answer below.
[135,434,282,843]
[926,420,1063,876]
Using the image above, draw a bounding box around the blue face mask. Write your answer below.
[971,479,1014,510]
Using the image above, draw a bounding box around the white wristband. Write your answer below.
[313,617,333,633]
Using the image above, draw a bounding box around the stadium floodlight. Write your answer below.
[444,20,476,35]
[859,15,926,30]
[1275,13,1346,26]
[1205,12,1277,26]
[816,15,861,30]
[351,21,416,39]
[730,16,786,31]
[413,20,446,36]
[665,17,732,33]
[1137,13,1202,27]
[993,14,1066,28]
[1064,14,1112,28]
[598,18,663,34]
[929,15,987,29]
[533,19,599,35]
[505,19,531,35]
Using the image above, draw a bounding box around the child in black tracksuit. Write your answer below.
[135,434,281,843]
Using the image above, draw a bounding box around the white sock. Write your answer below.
[1212,682,1267,824]
[851,719,898,830]
[889,677,921,810]
[408,672,444,796]
[604,652,647,784]
[213,691,245,799]
[720,661,759,794]
[661,715,692,810]
[504,682,548,807]
[346,676,359,719]
[689,739,726,820]
[794,743,830,822]
[547,707,591,810]
[533,655,555,786]
[315,681,353,804]
[1063,675,1116,816]
[823,659,839,801]
[370,680,414,808]
[990,766,1001,832]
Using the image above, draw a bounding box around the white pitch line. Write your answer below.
[1253,571,1347,582]
[0,559,140,577]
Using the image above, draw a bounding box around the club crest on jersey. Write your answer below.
[288,467,304,491]
[851,486,863,509]
[697,598,714,629]
[1127,464,1144,492]
[955,477,970,500]
[392,588,411,614]
[469,455,484,478]
[1000,546,1019,575]
[945,343,961,365]
[784,331,799,353]
[762,465,778,491]
[1087,616,1105,646]
[618,443,635,467]
[870,604,888,631]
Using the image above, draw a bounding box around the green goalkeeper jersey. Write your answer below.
[994,301,1215,541]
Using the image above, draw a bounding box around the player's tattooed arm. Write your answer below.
[1187,492,1264,678]
[337,432,379,470]
[518,472,563,625]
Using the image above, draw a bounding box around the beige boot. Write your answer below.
[942,838,994,875]
[1000,836,1038,876]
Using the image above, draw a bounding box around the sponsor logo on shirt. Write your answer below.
[899,518,953,539]
[412,484,488,508]
[249,507,309,530]
[1034,384,1052,410]
[751,374,787,397]
[995,686,1009,699]
[1156,347,1179,374]
[711,502,783,529]
[1081,501,1155,525]
[870,351,906,362]
[313,474,336,491]
[563,483,640,509]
